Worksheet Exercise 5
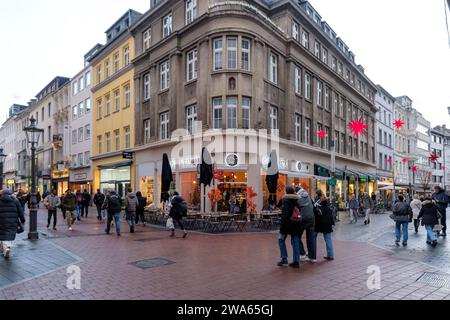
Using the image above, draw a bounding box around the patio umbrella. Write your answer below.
[200,147,214,212]
[265,150,279,206]
[160,153,173,203]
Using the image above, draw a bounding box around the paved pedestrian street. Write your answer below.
[1,209,450,300]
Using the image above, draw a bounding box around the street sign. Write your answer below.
[123,152,133,160]
[7,179,15,185]
[327,179,337,186]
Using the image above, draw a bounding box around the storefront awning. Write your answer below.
[314,164,344,180]
[97,160,132,170]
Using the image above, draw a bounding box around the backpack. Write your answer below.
[77,194,83,203]
[126,196,138,212]
[291,206,302,223]
[108,195,122,213]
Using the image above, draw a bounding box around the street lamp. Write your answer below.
[24,116,44,241]
[0,148,7,190]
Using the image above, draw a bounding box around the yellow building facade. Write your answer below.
[90,33,136,197]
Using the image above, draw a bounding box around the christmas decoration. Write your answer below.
[243,186,258,214]
[429,153,439,163]
[443,166,446,170]
[393,120,405,129]
[317,130,327,139]
[207,189,222,204]
[348,117,368,137]
[387,157,393,164]
[402,158,408,164]
[411,166,418,172]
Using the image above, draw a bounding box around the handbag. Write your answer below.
[166,217,175,230]
[17,221,25,234]
[290,206,302,223]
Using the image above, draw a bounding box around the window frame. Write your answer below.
[242,97,251,130]
[143,73,151,100]
[213,38,223,71]
[163,13,173,38]
[213,97,223,130]
[160,60,170,91]
[186,48,198,81]
[269,52,278,84]
[227,96,238,129]
[160,112,170,140]
[186,105,198,134]
[185,0,198,25]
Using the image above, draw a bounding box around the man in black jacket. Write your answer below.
[0,189,26,259]
[169,192,188,238]
[104,191,122,236]
[81,189,91,218]
[93,189,106,221]
[432,186,450,237]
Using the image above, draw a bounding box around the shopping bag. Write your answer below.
[433,223,443,233]
[166,217,174,230]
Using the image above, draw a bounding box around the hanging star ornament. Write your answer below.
[443,166,446,170]
[429,153,440,163]
[393,120,405,129]
[348,117,368,137]
[402,158,408,164]
[317,130,327,139]
[387,157,393,164]
[411,166,418,172]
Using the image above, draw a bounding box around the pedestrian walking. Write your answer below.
[62,189,77,231]
[82,189,91,218]
[75,190,83,221]
[295,186,317,263]
[432,186,450,237]
[135,191,147,226]
[392,195,412,247]
[44,189,61,231]
[0,189,26,259]
[418,197,440,247]
[104,190,122,236]
[125,189,138,234]
[93,189,106,221]
[361,192,373,225]
[410,195,423,233]
[60,195,66,220]
[277,187,302,269]
[16,189,27,212]
[314,193,335,261]
[348,194,359,224]
[169,192,188,238]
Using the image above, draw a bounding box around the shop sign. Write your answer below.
[327,179,337,186]
[7,179,15,185]
[225,154,239,167]
[74,173,87,181]
[122,152,133,160]
[179,156,200,169]
[292,161,310,173]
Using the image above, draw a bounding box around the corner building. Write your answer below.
[132,0,378,211]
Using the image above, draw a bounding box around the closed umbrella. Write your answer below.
[161,153,173,203]
[265,150,279,206]
[200,147,214,212]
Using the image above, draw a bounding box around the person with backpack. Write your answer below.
[104,190,122,236]
[169,192,188,238]
[348,194,359,224]
[314,193,335,261]
[296,186,317,263]
[277,186,302,269]
[125,189,139,234]
[135,191,147,226]
[44,189,61,231]
[62,189,77,231]
[418,197,440,247]
[93,189,106,221]
[0,189,26,259]
[81,189,91,218]
[392,194,412,247]
[75,190,83,221]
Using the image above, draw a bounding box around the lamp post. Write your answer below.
[0,148,7,190]
[24,116,44,241]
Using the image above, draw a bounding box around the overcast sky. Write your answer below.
[0,0,449,127]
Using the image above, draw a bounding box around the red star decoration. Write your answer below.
[317,130,327,139]
[402,158,408,164]
[443,166,446,170]
[386,157,393,164]
[393,120,405,129]
[411,166,418,172]
[429,153,440,163]
[348,117,368,137]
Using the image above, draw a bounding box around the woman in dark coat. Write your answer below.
[0,190,26,259]
[418,197,440,247]
[169,192,188,238]
[314,193,335,260]
[135,192,147,226]
[278,187,301,268]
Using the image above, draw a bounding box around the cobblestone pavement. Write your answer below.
[0,207,449,300]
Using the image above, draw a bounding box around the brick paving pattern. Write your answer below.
[0,208,449,300]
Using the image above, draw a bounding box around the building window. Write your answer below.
[325,127,330,150]
[339,96,344,118]
[97,135,102,154]
[351,74,355,85]
[124,127,131,149]
[185,0,197,24]
[294,67,301,95]
[301,30,309,48]
[105,59,110,78]
[143,73,151,100]
[85,151,91,165]
[341,133,346,154]
[186,105,198,134]
[97,98,102,119]
[317,123,323,147]
[85,125,91,140]
[78,154,83,167]
[324,87,330,111]
[41,107,44,122]
[227,37,238,69]
[160,112,170,140]
[213,98,223,129]
[163,13,172,38]
[292,22,299,40]
[242,38,251,71]
[78,101,85,117]
[316,81,323,106]
[160,60,170,90]
[79,76,84,91]
[114,90,120,112]
[305,118,311,145]
[269,53,278,84]
[97,65,102,83]
[114,129,120,151]
[295,115,301,142]
[105,95,111,116]
[345,69,350,81]
[114,53,120,73]
[213,38,223,71]
[144,119,151,144]
[332,56,337,71]
[143,28,151,51]
[338,62,343,75]
[48,103,51,117]
[304,73,311,100]
[124,85,130,108]
[322,48,328,65]
[242,97,251,129]
[314,41,320,58]
[72,106,78,120]
[270,106,278,133]
[85,71,91,87]
[186,49,198,81]
[124,46,130,67]
[105,132,111,153]
[227,96,238,129]
[77,127,83,143]
[72,130,77,145]
[72,81,78,96]
[85,98,91,113]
